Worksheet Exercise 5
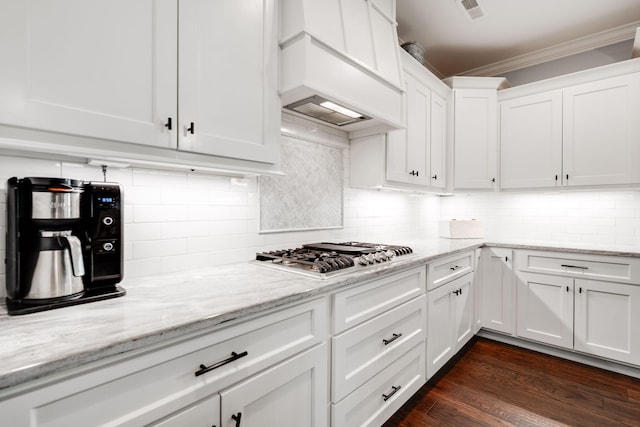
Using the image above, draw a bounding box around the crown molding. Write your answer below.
[457,20,640,77]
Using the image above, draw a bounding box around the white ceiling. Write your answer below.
[396,0,640,78]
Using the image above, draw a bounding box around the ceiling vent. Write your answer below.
[457,0,486,21]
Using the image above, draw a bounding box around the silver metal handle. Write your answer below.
[62,235,85,277]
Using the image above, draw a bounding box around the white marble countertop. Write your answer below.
[1,238,639,392]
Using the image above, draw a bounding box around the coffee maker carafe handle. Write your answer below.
[61,235,85,277]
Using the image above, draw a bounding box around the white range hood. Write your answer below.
[279,0,405,136]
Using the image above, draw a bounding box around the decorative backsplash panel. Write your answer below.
[259,135,343,232]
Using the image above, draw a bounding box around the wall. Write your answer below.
[501,40,634,86]
[0,114,441,299]
[440,190,640,246]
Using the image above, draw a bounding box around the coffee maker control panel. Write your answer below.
[86,183,122,284]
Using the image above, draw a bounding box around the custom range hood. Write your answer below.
[279,0,405,136]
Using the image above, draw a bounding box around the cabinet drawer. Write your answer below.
[427,251,474,290]
[150,395,219,427]
[331,342,425,427]
[332,295,426,402]
[333,266,426,334]
[0,298,327,427]
[516,250,640,284]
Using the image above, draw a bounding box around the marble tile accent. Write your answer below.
[259,136,344,232]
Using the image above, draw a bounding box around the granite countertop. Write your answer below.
[1,238,640,392]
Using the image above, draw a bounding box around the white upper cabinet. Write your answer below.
[447,77,508,191]
[0,0,280,170]
[500,90,563,189]
[350,50,449,191]
[0,0,177,149]
[429,91,447,189]
[178,0,280,164]
[563,73,640,186]
[387,71,431,186]
[499,61,640,190]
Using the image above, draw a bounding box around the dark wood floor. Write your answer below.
[384,337,640,426]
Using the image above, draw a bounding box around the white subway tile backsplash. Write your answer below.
[440,190,640,245]
[133,239,188,259]
[161,222,209,240]
[126,186,163,205]
[133,169,188,187]
[125,223,163,242]
[161,252,211,274]
[187,235,229,253]
[125,258,163,279]
[188,205,230,221]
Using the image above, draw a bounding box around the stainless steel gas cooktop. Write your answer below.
[252,242,415,279]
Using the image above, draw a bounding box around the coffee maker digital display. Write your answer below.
[5,177,125,315]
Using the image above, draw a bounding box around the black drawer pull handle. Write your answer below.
[561,264,588,270]
[195,351,248,377]
[382,385,401,402]
[187,121,195,134]
[231,412,242,427]
[382,333,402,346]
[165,117,172,130]
[450,265,461,271]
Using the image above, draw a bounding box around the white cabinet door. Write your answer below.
[453,89,498,189]
[220,344,327,427]
[151,395,220,427]
[429,92,447,189]
[178,0,280,164]
[427,273,473,379]
[516,272,574,349]
[481,248,514,335]
[426,279,455,379]
[406,73,431,186]
[574,279,640,366]
[453,275,474,349]
[500,91,563,189]
[0,0,177,149]
[386,72,429,186]
[386,128,410,184]
[563,73,640,186]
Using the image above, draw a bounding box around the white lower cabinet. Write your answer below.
[516,271,574,349]
[480,248,514,335]
[574,278,640,365]
[220,344,327,427]
[514,250,640,367]
[331,343,425,427]
[157,344,327,427]
[152,395,220,427]
[332,295,426,402]
[0,298,327,427]
[426,272,474,379]
[330,267,427,427]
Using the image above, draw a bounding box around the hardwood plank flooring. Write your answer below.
[383,338,640,426]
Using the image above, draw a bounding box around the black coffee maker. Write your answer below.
[5,177,125,315]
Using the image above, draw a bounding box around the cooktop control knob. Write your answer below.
[385,250,396,259]
[374,251,387,262]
